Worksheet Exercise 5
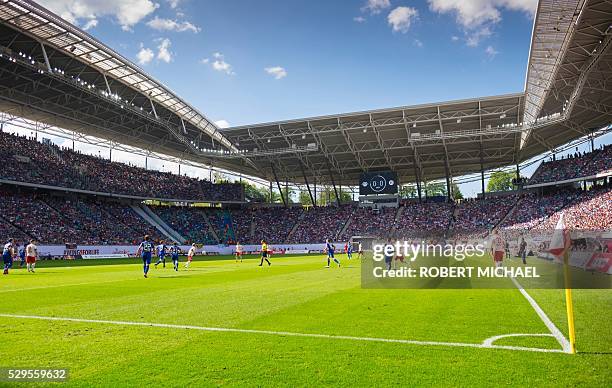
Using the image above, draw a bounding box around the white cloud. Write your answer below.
[214,120,230,129]
[166,0,181,9]
[387,6,418,33]
[201,52,235,75]
[451,35,460,41]
[428,0,537,46]
[428,0,536,29]
[137,44,154,65]
[82,18,98,30]
[213,60,233,74]
[353,16,366,23]
[465,26,491,47]
[38,0,159,31]
[413,39,423,47]
[156,38,173,63]
[485,45,499,58]
[361,0,391,15]
[146,16,200,33]
[264,66,288,80]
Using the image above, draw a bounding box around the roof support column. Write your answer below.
[150,98,158,119]
[444,158,452,202]
[272,164,287,207]
[300,162,316,207]
[480,139,485,199]
[327,163,341,207]
[39,42,51,72]
[103,74,112,94]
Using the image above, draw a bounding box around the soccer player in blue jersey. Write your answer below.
[154,241,167,268]
[346,241,353,260]
[169,242,180,271]
[18,243,26,267]
[3,238,15,275]
[325,239,340,268]
[137,235,154,278]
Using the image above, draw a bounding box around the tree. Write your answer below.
[452,182,463,200]
[331,188,352,203]
[424,182,446,197]
[212,171,230,183]
[399,184,417,199]
[299,190,315,205]
[242,181,268,203]
[487,170,515,192]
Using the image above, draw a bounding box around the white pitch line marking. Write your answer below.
[511,277,571,353]
[482,333,555,347]
[0,313,565,353]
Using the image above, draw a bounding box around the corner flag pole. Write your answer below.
[562,237,577,354]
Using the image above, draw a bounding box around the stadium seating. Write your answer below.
[289,205,353,243]
[0,191,162,244]
[452,197,516,235]
[153,206,218,245]
[500,191,578,230]
[528,145,612,185]
[394,202,453,237]
[1,131,242,201]
[338,206,393,241]
[252,207,303,244]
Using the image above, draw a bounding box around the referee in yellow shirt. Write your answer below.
[258,239,271,266]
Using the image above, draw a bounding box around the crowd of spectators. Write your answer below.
[500,191,578,231]
[0,191,159,244]
[577,144,612,177]
[394,202,453,238]
[0,131,242,201]
[452,197,516,235]
[230,208,254,243]
[531,186,611,231]
[290,205,353,244]
[207,209,236,244]
[250,207,303,244]
[153,206,217,245]
[528,145,612,185]
[338,206,393,241]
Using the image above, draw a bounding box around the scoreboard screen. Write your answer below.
[359,171,398,195]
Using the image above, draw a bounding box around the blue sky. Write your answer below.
[22,1,608,197]
[39,0,538,126]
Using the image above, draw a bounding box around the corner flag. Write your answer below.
[549,213,576,354]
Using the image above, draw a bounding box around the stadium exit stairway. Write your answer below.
[131,204,185,243]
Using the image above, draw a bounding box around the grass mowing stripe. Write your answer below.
[0,313,565,354]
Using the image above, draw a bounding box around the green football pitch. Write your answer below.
[0,254,610,386]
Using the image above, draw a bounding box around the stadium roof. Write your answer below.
[0,0,610,187]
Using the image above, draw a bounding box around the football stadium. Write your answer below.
[0,0,611,386]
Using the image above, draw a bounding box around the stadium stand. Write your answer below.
[528,145,612,185]
[252,207,303,244]
[290,205,353,244]
[0,191,163,244]
[338,206,392,241]
[500,191,578,230]
[532,186,611,231]
[1,131,242,201]
[452,197,517,235]
[152,206,217,245]
[230,208,254,244]
[394,202,453,237]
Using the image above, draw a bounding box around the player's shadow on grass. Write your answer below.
[577,351,612,355]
